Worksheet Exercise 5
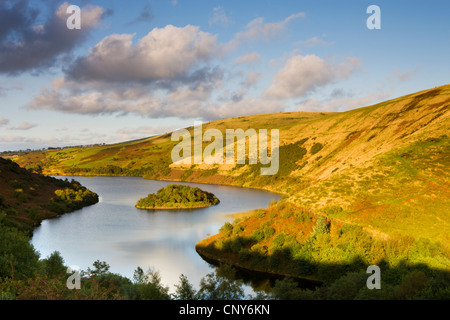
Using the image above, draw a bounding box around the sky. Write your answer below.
[0,0,449,151]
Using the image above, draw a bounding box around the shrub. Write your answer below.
[251,230,265,242]
[26,208,41,222]
[233,225,244,235]
[254,210,266,219]
[393,271,428,300]
[220,222,233,236]
[310,143,324,155]
[264,227,276,239]
[326,272,368,300]
[312,216,330,237]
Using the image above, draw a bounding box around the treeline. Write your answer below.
[136,185,220,209]
[197,201,450,300]
[0,218,265,300]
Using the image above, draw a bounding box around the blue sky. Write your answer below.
[0,0,449,151]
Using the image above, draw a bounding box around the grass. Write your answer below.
[8,84,450,248]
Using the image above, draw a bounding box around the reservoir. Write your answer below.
[31,176,281,291]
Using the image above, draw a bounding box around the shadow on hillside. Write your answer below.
[196,240,450,299]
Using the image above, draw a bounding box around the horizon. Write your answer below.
[1,0,450,151]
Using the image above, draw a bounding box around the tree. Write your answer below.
[173,274,198,300]
[88,260,111,276]
[312,216,329,237]
[44,251,66,278]
[0,225,40,280]
[197,265,245,300]
[133,268,171,300]
[271,277,315,300]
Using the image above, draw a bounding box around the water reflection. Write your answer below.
[31,176,280,291]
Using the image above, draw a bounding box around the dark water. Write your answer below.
[31,176,281,290]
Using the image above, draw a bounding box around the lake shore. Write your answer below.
[135,203,218,210]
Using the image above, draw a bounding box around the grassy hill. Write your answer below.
[11,85,450,242]
[7,84,450,297]
[0,157,99,234]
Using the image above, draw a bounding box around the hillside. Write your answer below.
[11,85,450,244]
[0,157,99,234]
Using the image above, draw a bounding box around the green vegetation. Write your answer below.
[196,201,450,299]
[47,181,99,215]
[135,184,220,209]
[3,85,450,299]
[0,157,98,233]
[0,219,253,301]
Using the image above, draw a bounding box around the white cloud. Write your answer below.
[264,54,361,99]
[9,122,37,130]
[209,7,230,26]
[297,88,394,113]
[227,12,305,50]
[0,1,105,75]
[0,118,9,126]
[389,68,418,82]
[66,25,221,83]
[297,36,335,47]
[232,52,261,65]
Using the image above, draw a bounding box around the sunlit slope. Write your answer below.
[0,158,98,233]
[13,85,450,242]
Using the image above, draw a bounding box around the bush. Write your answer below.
[393,270,428,300]
[233,225,244,235]
[310,143,324,155]
[263,227,276,239]
[251,230,265,242]
[0,225,40,279]
[220,222,233,236]
[271,277,315,300]
[254,210,266,219]
[326,272,368,300]
[312,216,330,237]
[26,208,41,223]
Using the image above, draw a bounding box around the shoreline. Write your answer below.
[195,245,323,290]
[135,203,218,210]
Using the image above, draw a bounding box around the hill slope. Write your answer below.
[11,85,450,244]
[0,157,99,234]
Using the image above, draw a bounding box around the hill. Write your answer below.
[0,157,99,234]
[11,85,450,244]
[7,84,450,297]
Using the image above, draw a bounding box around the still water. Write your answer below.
[31,176,280,290]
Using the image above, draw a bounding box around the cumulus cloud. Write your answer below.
[0,1,105,75]
[264,54,361,99]
[26,24,227,119]
[24,12,363,122]
[65,25,221,84]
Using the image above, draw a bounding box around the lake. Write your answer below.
[31,176,281,291]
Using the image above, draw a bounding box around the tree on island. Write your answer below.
[135,184,220,209]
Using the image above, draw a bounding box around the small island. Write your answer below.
[135,184,220,210]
